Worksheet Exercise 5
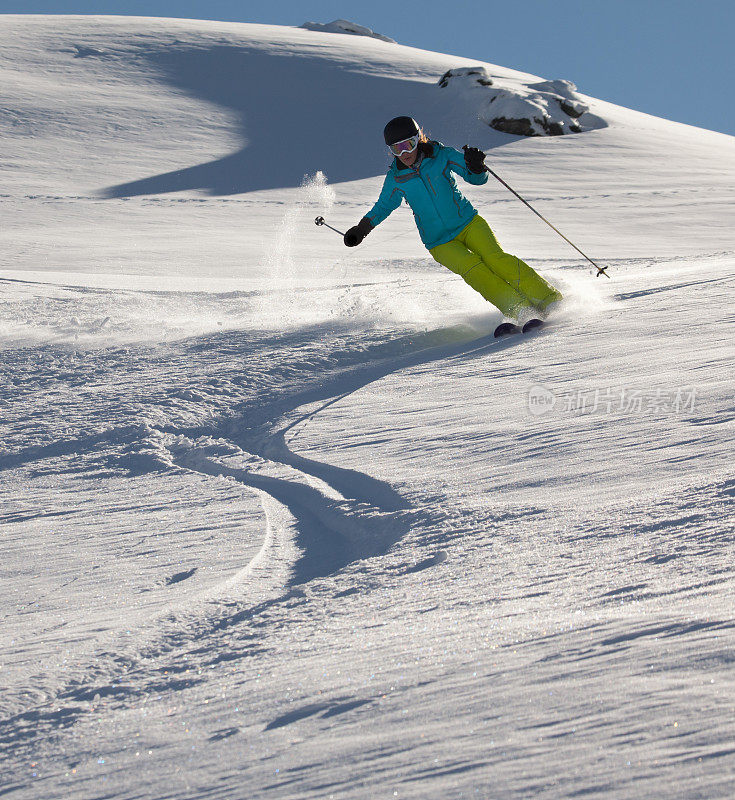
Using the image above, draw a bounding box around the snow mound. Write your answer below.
[299,19,396,43]
[438,68,600,136]
[72,44,105,58]
[438,66,495,87]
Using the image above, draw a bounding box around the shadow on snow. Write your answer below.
[102,45,513,197]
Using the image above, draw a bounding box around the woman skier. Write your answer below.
[344,116,562,335]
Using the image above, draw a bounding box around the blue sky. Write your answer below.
[3,0,734,136]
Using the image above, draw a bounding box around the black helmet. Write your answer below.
[383,116,420,145]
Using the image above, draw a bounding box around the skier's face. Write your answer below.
[398,148,418,167]
[389,133,421,167]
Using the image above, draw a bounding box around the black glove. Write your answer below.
[463,145,487,174]
[344,217,374,247]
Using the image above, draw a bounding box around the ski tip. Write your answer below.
[494,322,521,338]
[522,318,544,334]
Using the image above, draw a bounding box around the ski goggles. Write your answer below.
[388,135,419,156]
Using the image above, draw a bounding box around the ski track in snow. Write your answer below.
[0,302,522,750]
[0,257,592,715]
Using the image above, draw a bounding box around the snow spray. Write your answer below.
[268,171,335,275]
[261,171,337,326]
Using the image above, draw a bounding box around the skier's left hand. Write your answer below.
[463,145,487,174]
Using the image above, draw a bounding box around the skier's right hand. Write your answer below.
[344,217,374,247]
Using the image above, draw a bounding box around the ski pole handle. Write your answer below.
[314,216,345,237]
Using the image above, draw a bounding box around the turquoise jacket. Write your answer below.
[365,141,488,250]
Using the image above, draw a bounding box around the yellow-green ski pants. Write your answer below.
[429,215,562,318]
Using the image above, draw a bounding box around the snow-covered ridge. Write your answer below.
[0,13,726,205]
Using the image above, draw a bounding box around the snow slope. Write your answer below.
[1,15,734,800]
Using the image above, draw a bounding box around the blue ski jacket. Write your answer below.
[365,141,488,250]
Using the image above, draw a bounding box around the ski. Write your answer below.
[522,318,544,333]
[494,319,545,338]
[494,322,521,337]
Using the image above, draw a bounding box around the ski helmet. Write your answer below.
[383,116,420,145]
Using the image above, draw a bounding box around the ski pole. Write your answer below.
[314,216,345,237]
[476,157,609,278]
